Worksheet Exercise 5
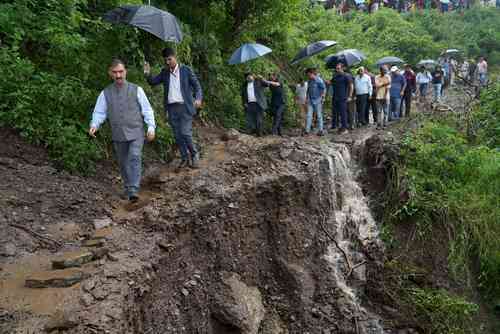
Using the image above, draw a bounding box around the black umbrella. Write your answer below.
[291,40,337,65]
[325,49,366,68]
[103,5,183,43]
[442,49,460,56]
[417,59,437,68]
[376,56,404,67]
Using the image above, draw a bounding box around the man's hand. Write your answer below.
[146,131,155,142]
[144,62,151,75]
[89,127,97,138]
[194,100,202,109]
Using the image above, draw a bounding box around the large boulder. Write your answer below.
[211,272,265,334]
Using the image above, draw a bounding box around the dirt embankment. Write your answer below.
[1,124,397,334]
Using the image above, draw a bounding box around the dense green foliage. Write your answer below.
[385,259,480,334]
[409,288,478,334]
[473,81,500,148]
[388,84,500,302]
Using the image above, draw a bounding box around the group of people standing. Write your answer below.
[290,63,417,136]
[322,0,482,14]
[88,46,488,202]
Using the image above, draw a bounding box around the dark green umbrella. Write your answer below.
[291,40,337,65]
[376,56,404,67]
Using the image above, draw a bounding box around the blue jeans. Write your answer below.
[419,83,428,97]
[332,99,348,129]
[306,102,323,133]
[389,96,401,120]
[433,83,442,102]
[113,137,144,196]
[168,103,197,161]
[441,2,448,11]
[479,73,488,86]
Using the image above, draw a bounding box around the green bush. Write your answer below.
[0,48,102,172]
[408,288,478,334]
[394,119,500,299]
[473,82,500,148]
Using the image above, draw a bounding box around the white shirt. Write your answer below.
[168,64,184,104]
[296,83,308,104]
[354,74,373,96]
[90,85,155,134]
[477,60,488,74]
[416,72,432,84]
[247,81,257,103]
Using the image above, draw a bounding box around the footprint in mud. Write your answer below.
[123,197,151,212]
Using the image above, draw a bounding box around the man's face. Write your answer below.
[109,64,127,85]
[307,72,315,80]
[246,74,254,82]
[164,55,177,70]
[336,63,344,72]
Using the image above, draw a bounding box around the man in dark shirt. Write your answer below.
[269,73,286,136]
[432,65,445,103]
[402,64,416,117]
[330,63,353,134]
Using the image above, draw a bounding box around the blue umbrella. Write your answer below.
[291,40,337,65]
[228,43,272,65]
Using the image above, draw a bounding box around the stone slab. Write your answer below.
[25,268,88,288]
[82,239,105,248]
[52,251,94,269]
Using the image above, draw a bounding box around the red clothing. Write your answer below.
[403,70,416,92]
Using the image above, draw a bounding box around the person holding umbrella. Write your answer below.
[144,47,203,169]
[89,59,156,202]
[241,72,279,137]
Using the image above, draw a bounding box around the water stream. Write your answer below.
[323,143,385,334]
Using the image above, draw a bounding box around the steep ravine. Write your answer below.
[127,133,388,334]
[1,129,406,334]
